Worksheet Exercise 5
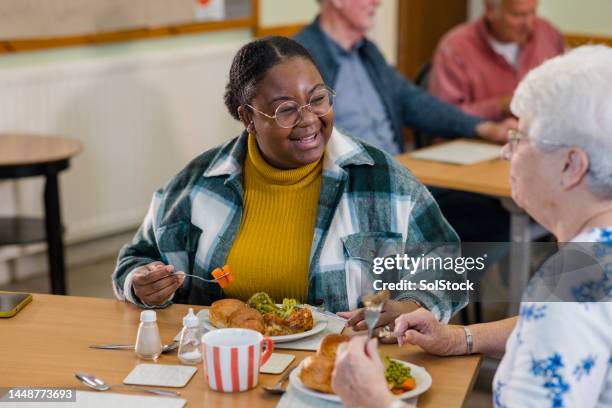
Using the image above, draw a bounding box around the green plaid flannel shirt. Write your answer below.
[112,128,465,322]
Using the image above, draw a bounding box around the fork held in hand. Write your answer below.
[179,272,229,283]
[362,290,390,339]
[364,305,383,339]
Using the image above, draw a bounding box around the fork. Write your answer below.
[364,304,384,339]
[362,290,390,339]
[178,272,230,283]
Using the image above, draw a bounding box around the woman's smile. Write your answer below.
[290,129,322,150]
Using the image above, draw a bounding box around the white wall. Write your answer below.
[539,0,612,36]
[469,0,612,35]
[370,0,398,64]
[0,32,248,282]
[259,0,318,27]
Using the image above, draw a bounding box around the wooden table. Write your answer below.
[0,134,82,295]
[396,140,532,313]
[0,294,482,407]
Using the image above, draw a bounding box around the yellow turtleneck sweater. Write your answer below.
[223,135,322,302]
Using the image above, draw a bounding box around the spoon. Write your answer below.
[263,367,295,395]
[89,340,179,353]
[75,372,180,397]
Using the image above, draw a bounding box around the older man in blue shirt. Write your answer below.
[295,0,514,154]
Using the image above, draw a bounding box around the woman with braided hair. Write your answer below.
[112,36,464,332]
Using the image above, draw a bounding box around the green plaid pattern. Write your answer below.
[112,128,465,321]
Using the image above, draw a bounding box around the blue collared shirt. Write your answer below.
[322,33,400,155]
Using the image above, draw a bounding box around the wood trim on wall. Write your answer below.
[0,0,311,55]
[564,33,612,48]
[254,23,306,38]
[251,0,260,33]
[0,17,253,54]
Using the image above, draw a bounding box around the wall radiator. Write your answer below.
[0,41,244,268]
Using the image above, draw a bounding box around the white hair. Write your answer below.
[511,45,612,198]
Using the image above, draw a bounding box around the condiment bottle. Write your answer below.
[135,310,162,360]
[178,308,203,365]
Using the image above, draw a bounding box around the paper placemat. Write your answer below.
[277,384,418,408]
[0,391,186,408]
[410,140,501,165]
[260,353,296,374]
[123,364,197,388]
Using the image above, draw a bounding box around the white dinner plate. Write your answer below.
[289,358,432,403]
[197,308,328,343]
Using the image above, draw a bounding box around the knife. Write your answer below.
[89,341,179,352]
[89,344,134,350]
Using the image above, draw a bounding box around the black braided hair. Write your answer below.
[224,36,318,121]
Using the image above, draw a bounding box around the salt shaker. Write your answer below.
[178,308,203,365]
[135,310,162,360]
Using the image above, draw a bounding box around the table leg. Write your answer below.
[44,170,67,295]
[501,198,530,315]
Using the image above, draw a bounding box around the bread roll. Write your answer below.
[209,299,246,328]
[299,355,335,394]
[317,334,349,361]
[228,307,265,334]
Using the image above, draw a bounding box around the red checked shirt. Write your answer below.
[430,17,565,121]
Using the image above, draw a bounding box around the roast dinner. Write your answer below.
[209,292,314,336]
[300,334,417,395]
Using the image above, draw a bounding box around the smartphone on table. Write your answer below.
[0,292,32,318]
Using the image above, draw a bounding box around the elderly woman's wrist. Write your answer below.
[450,325,469,355]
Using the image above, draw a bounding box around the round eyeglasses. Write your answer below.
[245,87,336,128]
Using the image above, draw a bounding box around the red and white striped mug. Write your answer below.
[201,328,274,392]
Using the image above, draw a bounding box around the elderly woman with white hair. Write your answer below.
[330,45,612,408]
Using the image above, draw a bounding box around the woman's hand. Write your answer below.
[394,308,466,356]
[331,336,396,408]
[337,300,420,343]
[132,261,185,306]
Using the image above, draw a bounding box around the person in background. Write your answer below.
[332,45,612,408]
[294,0,515,156]
[112,36,466,326]
[430,0,564,121]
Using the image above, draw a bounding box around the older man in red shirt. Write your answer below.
[430,0,564,120]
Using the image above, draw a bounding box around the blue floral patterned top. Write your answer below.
[493,228,612,408]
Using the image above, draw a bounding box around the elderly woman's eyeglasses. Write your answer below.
[245,87,336,128]
[504,129,567,159]
[506,129,525,155]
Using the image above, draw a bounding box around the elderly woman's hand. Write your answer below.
[394,308,466,356]
[331,336,396,408]
[132,261,185,306]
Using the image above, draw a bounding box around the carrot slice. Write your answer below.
[212,265,234,288]
[401,377,416,390]
[222,265,235,285]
